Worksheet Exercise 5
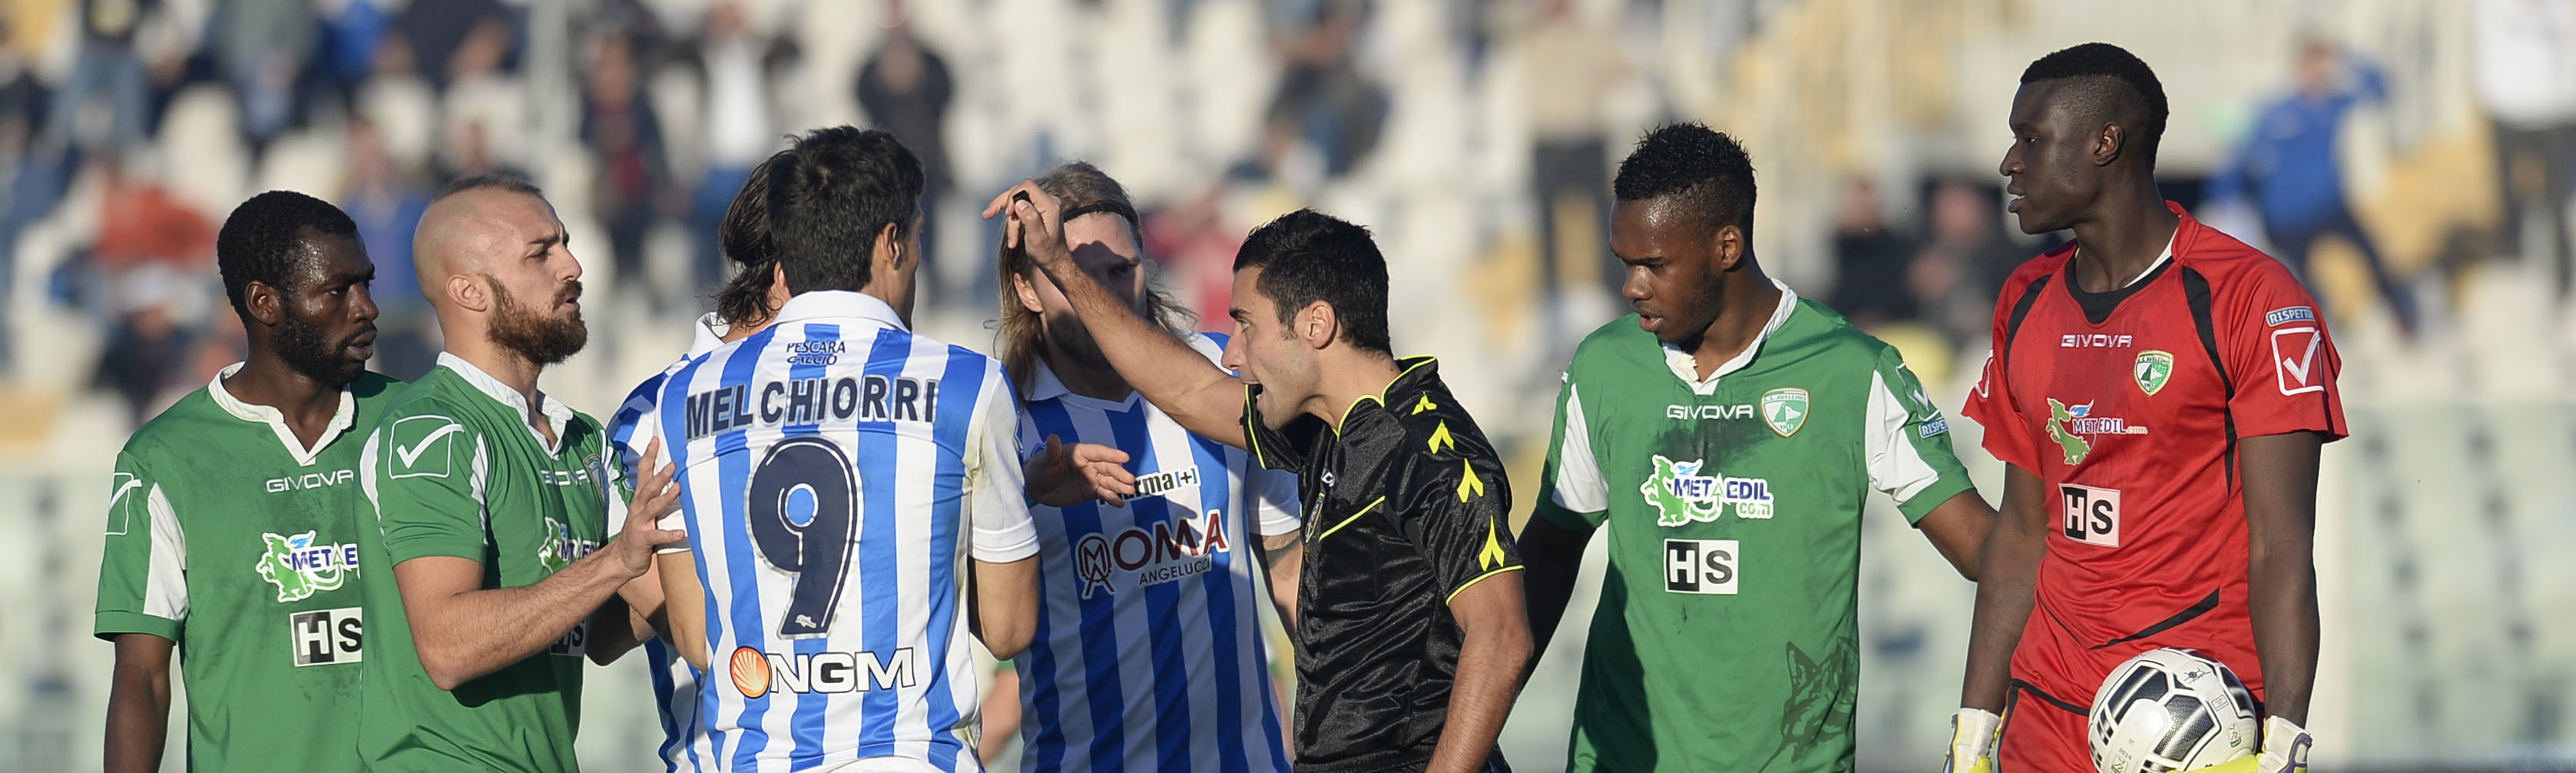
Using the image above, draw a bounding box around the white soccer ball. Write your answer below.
[2087,648,2261,773]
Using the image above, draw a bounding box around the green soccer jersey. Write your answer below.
[1534,285,1975,773]
[94,365,402,773]
[353,354,617,773]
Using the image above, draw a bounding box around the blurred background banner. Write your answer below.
[0,0,2569,771]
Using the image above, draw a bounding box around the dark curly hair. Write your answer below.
[216,190,360,322]
[1613,122,1757,240]
[2021,42,2169,164]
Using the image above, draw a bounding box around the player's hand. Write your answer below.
[1940,708,1999,773]
[982,181,1071,270]
[611,438,687,575]
[2180,717,2305,773]
[1025,434,1136,508]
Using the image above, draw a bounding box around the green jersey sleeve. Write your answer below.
[363,402,492,564]
[1866,347,1976,523]
[1534,373,1609,533]
[94,451,185,641]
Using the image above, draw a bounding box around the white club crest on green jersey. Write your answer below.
[1761,387,1809,437]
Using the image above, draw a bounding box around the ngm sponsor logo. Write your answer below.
[729,645,919,698]
[1075,507,1233,599]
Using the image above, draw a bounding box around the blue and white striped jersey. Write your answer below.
[657,290,1038,773]
[607,312,728,773]
[1012,332,1299,773]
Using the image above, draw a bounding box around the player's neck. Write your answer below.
[2068,183,2180,294]
[1309,350,1402,431]
[223,351,343,443]
[1041,347,1133,402]
[443,337,553,443]
[1684,267,1783,381]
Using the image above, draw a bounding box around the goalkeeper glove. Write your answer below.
[2186,716,2311,773]
[1940,708,2000,773]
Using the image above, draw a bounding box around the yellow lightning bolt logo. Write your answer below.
[1412,394,1438,414]
[1455,456,1485,503]
[1478,516,1507,570]
[1427,422,1455,453]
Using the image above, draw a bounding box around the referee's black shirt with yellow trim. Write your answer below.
[1245,356,1522,773]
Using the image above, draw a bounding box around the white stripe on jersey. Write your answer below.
[661,291,1035,773]
[1012,333,1298,773]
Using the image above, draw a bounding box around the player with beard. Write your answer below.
[992,161,1302,773]
[353,174,686,772]
[96,191,399,773]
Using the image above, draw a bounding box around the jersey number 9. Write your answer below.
[747,436,861,638]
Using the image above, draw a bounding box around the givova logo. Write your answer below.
[255,531,357,602]
[729,645,919,698]
[266,469,354,493]
[1641,455,1775,526]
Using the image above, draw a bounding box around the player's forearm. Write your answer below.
[1518,516,1588,662]
[103,649,172,773]
[1961,474,2048,712]
[657,551,710,669]
[409,551,637,689]
[1260,534,1303,632]
[2247,535,2319,725]
[1027,251,1243,445]
[1427,619,1531,773]
[584,595,643,665]
[973,557,1041,659]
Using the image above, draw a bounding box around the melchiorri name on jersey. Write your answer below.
[730,645,921,698]
[1641,454,1775,526]
[1075,506,1233,599]
[684,373,942,440]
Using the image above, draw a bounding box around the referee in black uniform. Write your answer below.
[987,184,1529,773]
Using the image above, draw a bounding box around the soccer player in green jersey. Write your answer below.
[1517,124,1996,772]
[353,174,684,772]
[95,190,396,773]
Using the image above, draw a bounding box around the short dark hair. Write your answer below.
[767,126,925,294]
[217,191,360,321]
[710,153,780,326]
[1231,209,1391,356]
[1614,123,1757,240]
[2020,42,2169,164]
[435,171,543,201]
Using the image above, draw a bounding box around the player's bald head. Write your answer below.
[2019,42,2169,166]
[413,174,548,296]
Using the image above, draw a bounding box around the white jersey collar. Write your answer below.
[769,290,908,332]
[436,351,577,453]
[1660,278,1800,394]
[687,312,727,357]
[204,362,359,467]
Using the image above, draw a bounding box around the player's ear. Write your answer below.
[2093,122,2125,167]
[765,263,791,310]
[873,222,906,274]
[243,280,285,327]
[449,274,488,314]
[1012,270,1046,315]
[1299,300,1338,350]
[1710,224,1745,272]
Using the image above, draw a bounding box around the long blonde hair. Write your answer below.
[996,161,1196,397]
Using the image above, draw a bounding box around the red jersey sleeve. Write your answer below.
[2219,264,2348,440]
[1963,271,2045,473]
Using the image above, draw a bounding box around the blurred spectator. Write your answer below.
[1519,0,1628,310]
[2209,40,2420,337]
[680,1,793,300]
[1143,180,1243,324]
[2474,0,2576,306]
[581,28,674,312]
[356,35,439,174]
[338,116,435,380]
[436,11,528,180]
[393,0,508,91]
[1263,0,1386,178]
[1907,180,2023,348]
[321,0,398,105]
[211,0,320,154]
[856,0,955,300]
[48,0,157,155]
[84,155,216,423]
[1828,178,1919,330]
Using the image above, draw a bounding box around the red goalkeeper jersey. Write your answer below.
[1961,203,2346,712]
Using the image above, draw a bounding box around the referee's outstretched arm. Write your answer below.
[984,183,1251,450]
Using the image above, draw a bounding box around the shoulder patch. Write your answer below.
[387,414,466,479]
[2264,306,2316,327]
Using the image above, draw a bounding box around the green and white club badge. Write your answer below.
[1760,386,1809,437]
[2134,350,2174,396]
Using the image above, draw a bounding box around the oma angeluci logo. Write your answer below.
[255,531,358,602]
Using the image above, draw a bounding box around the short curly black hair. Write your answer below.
[1613,122,1757,241]
[217,190,360,322]
[1231,209,1391,356]
[768,126,925,294]
[2021,42,2168,164]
